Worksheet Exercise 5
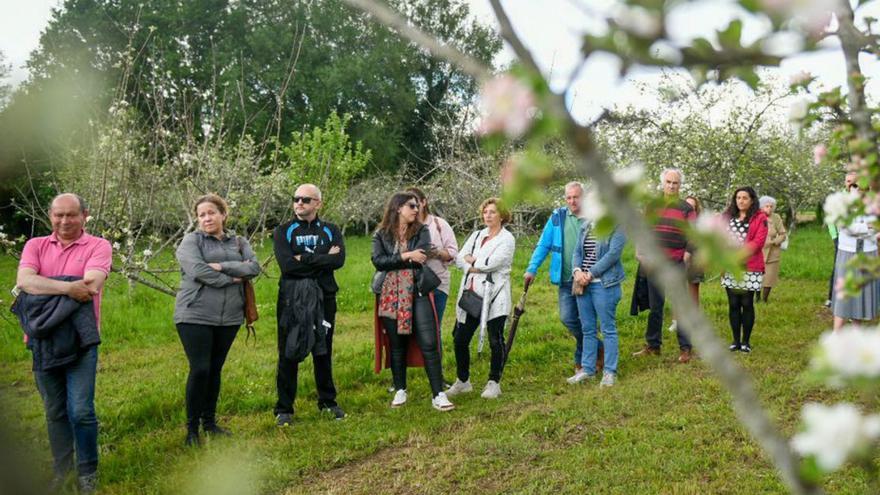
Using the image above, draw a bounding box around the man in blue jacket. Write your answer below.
[524,182,603,377]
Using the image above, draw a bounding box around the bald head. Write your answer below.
[51,193,88,214]
[49,193,88,242]
[293,184,323,221]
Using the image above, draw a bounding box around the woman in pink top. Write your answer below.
[405,187,459,329]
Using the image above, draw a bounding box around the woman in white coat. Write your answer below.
[446,198,515,399]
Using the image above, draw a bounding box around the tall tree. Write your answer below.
[16,0,501,172]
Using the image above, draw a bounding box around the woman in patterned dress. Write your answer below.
[720,187,768,353]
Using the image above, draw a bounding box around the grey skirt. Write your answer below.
[832,249,878,320]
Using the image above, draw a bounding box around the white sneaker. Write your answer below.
[391,389,407,408]
[432,392,455,411]
[481,380,501,399]
[446,379,473,397]
[668,320,678,332]
[600,372,616,387]
[566,371,593,384]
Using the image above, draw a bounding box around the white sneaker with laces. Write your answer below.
[391,389,407,408]
[481,380,501,399]
[600,372,616,387]
[566,371,593,384]
[446,379,473,397]
[432,391,455,411]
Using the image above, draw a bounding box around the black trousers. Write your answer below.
[381,295,444,396]
[274,296,338,414]
[644,269,692,350]
[726,288,756,345]
[453,314,507,383]
[176,323,239,429]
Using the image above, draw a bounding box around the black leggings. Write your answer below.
[176,323,239,429]
[454,314,507,383]
[381,296,444,396]
[726,289,755,346]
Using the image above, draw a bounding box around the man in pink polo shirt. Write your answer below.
[16,193,111,493]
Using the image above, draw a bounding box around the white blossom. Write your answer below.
[580,189,606,222]
[823,190,859,226]
[761,0,839,36]
[201,123,213,138]
[613,5,662,38]
[112,242,121,250]
[813,327,880,381]
[142,249,153,257]
[789,70,813,86]
[791,402,880,471]
[612,163,644,187]
[787,98,810,122]
[478,75,537,139]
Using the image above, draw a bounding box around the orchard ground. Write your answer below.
[0,224,871,494]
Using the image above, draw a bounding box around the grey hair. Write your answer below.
[759,196,777,208]
[659,168,684,184]
[297,183,322,200]
[50,193,89,213]
[564,181,583,193]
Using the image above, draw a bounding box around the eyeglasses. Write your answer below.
[293,196,318,204]
[406,202,420,210]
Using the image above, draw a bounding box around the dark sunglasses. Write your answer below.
[293,196,318,204]
[405,202,420,210]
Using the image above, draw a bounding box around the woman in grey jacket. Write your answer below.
[173,194,260,446]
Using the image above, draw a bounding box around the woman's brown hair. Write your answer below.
[685,195,702,216]
[480,197,512,225]
[193,193,229,226]
[377,192,423,241]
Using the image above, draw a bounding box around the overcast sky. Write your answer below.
[1,0,878,123]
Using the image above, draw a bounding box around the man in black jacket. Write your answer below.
[273,184,346,425]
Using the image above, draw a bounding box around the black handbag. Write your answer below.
[458,288,483,318]
[416,266,441,296]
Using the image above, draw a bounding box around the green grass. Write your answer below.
[0,224,870,494]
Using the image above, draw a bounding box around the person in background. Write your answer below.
[721,187,768,353]
[174,194,260,446]
[15,193,112,492]
[447,198,515,399]
[632,168,696,364]
[669,195,704,333]
[567,202,626,387]
[273,184,346,426]
[372,192,453,411]
[524,182,603,376]
[831,180,878,331]
[759,196,787,303]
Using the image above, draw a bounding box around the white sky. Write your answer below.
[1,0,878,123]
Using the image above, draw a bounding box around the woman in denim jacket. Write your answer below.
[567,219,626,387]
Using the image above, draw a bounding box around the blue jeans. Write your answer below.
[576,283,621,374]
[560,281,603,366]
[434,290,449,330]
[558,282,582,365]
[34,346,99,476]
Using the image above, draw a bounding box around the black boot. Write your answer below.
[185,421,201,447]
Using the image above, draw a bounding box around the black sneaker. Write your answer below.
[740,344,752,353]
[276,413,293,427]
[321,405,346,420]
[729,343,740,352]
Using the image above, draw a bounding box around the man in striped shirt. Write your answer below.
[633,168,696,363]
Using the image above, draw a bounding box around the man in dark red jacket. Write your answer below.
[633,169,697,363]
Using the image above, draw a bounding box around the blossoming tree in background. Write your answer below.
[344,0,879,493]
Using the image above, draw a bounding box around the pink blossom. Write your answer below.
[500,158,516,187]
[813,144,827,165]
[478,75,537,139]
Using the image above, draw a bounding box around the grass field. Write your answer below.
[0,224,870,494]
